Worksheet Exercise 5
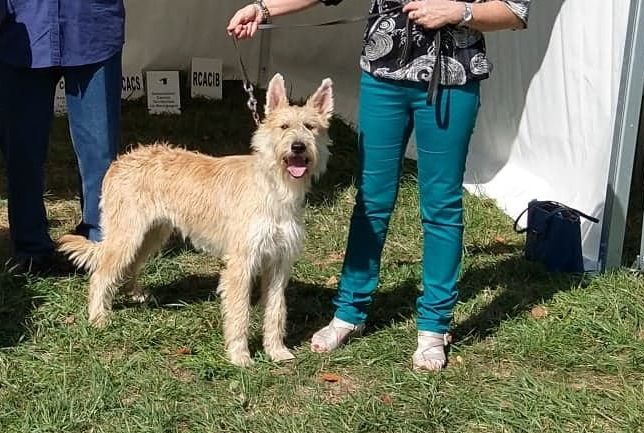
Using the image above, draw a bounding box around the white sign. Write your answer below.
[54,78,66,116]
[122,71,145,100]
[190,57,222,100]
[146,71,181,115]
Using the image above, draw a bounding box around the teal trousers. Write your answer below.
[334,72,480,333]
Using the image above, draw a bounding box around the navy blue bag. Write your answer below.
[513,200,599,273]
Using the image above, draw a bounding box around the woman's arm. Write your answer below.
[403,0,527,32]
[228,0,320,39]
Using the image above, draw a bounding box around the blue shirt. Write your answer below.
[0,0,125,68]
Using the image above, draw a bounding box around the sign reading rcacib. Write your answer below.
[191,57,223,100]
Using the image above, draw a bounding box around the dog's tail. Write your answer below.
[57,234,101,272]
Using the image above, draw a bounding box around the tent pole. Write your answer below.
[636,101,644,270]
[599,0,644,271]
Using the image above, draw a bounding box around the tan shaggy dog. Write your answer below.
[58,73,333,366]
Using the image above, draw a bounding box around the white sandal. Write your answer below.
[412,331,450,372]
[310,317,365,353]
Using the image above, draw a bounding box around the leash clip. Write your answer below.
[233,37,262,126]
[243,82,261,126]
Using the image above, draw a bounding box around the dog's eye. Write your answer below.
[304,123,315,131]
[281,123,290,130]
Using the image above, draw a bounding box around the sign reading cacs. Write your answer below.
[122,75,142,93]
[121,72,145,100]
[191,58,223,100]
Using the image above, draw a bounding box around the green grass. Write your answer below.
[0,82,643,433]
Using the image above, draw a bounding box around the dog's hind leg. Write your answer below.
[123,223,174,303]
[260,262,295,362]
[87,229,148,327]
[219,254,256,367]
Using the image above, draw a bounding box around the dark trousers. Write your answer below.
[0,52,121,258]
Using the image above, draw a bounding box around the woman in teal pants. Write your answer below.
[229,0,530,371]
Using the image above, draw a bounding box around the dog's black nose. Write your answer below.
[291,142,306,154]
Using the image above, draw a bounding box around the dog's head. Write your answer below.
[251,73,333,183]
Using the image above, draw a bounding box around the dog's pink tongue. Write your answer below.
[287,157,308,178]
[287,166,307,178]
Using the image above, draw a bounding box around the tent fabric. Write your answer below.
[122,1,263,81]
[122,0,630,269]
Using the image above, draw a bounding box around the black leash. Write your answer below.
[232,4,444,123]
[257,5,403,30]
[427,30,441,106]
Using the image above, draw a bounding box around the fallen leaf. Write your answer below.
[320,372,342,383]
[328,252,344,262]
[63,315,76,325]
[494,236,508,244]
[175,346,192,356]
[531,306,548,319]
[455,355,464,365]
[325,275,339,287]
[380,394,394,405]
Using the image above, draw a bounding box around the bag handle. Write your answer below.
[513,201,565,234]
[543,200,600,224]
[513,206,530,234]
[513,200,599,234]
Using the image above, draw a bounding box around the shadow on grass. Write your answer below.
[0,225,36,348]
[0,271,37,348]
[284,278,420,347]
[119,241,584,351]
[453,252,585,344]
[119,268,419,349]
[114,273,220,313]
[153,274,220,306]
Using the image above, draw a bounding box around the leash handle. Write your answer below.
[427,30,442,106]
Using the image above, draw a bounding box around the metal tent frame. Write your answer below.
[599,0,644,271]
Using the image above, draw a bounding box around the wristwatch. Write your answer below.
[458,3,473,27]
[254,0,271,24]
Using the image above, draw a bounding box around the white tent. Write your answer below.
[122,0,641,271]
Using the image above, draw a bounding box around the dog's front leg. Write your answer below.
[219,256,254,367]
[261,263,295,362]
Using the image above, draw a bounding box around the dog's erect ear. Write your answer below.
[265,73,288,115]
[306,78,334,120]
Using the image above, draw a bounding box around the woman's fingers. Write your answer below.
[402,1,423,13]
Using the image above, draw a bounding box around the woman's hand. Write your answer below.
[227,4,263,39]
[402,0,463,30]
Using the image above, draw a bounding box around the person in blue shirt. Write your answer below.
[0,1,124,273]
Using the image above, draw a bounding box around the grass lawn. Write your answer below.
[1,82,643,433]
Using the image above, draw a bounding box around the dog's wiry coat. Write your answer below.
[58,74,333,366]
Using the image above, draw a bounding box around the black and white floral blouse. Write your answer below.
[320,0,531,85]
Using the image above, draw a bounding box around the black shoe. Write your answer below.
[6,253,78,277]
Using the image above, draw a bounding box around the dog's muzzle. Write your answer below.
[284,142,310,179]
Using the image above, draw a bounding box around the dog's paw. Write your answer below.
[129,291,155,305]
[89,312,110,328]
[229,351,254,367]
[266,346,295,362]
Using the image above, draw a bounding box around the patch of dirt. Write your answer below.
[318,373,360,404]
